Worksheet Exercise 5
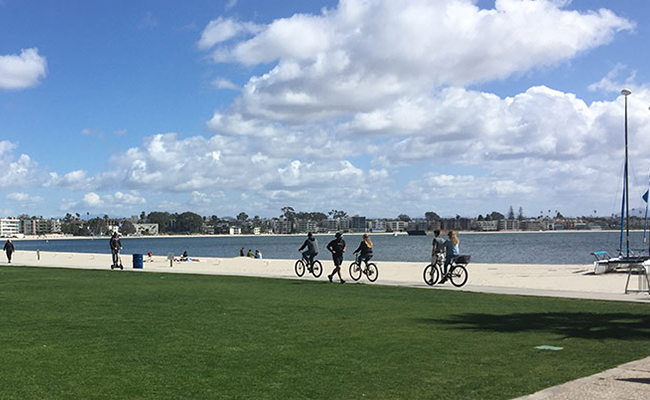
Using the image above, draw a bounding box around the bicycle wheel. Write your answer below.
[294,260,305,277]
[366,263,379,282]
[349,262,362,281]
[423,264,439,286]
[449,265,468,287]
[311,260,323,278]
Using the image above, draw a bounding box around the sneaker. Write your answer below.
[340,279,345,284]
[439,277,447,284]
[328,274,333,283]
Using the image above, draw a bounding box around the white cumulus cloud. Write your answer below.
[0,48,48,90]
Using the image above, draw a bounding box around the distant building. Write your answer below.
[273,219,292,234]
[20,218,61,235]
[350,215,366,232]
[427,220,443,231]
[0,218,21,237]
[297,220,318,233]
[328,218,351,232]
[387,220,406,232]
[520,220,543,231]
[498,219,520,231]
[229,226,241,235]
[476,220,499,231]
[369,220,386,232]
[408,219,428,232]
[134,223,159,235]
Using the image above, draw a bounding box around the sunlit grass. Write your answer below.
[0,266,649,400]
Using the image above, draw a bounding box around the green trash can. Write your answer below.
[133,254,143,269]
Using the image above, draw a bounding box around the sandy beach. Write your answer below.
[3,250,649,303]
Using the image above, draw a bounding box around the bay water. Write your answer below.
[11,231,645,265]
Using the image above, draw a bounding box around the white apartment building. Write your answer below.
[476,220,499,231]
[369,220,386,232]
[387,220,406,232]
[0,218,21,237]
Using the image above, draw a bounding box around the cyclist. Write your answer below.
[353,233,373,268]
[440,230,459,284]
[298,232,319,269]
[327,232,346,283]
[431,230,445,266]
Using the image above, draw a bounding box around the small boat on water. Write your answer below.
[406,230,428,236]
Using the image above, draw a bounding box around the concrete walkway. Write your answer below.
[513,356,650,400]
[2,250,650,399]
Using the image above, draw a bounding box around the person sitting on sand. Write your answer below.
[247,249,254,258]
[180,251,189,261]
[254,249,262,259]
[147,252,154,262]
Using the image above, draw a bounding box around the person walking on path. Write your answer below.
[440,231,460,284]
[298,232,319,268]
[4,239,15,263]
[109,232,123,269]
[353,233,373,266]
[327,232,346,283]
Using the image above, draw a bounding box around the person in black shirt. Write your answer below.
[298,232,319,268]
[353,233,373,266]
[326,232,346,283]
[4,239,15,263]
[109,232,123,268]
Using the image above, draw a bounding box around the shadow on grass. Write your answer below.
[417,312,650,340]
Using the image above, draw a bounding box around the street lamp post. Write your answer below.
[622,88,631,257]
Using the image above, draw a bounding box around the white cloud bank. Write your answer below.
[0,48,47,90]
[200,0,633,122]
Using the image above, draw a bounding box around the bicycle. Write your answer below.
[349,256,378,282]
[423,254,470,287]
[295,255,323,278]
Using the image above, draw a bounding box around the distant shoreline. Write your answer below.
[6,229,631,241]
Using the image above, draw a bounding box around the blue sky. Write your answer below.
[2,0,650,219]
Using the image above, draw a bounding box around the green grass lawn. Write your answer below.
[1,266,649,400]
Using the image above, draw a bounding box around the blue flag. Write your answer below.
[644,190,649,203]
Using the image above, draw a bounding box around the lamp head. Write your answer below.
[621,89,632,96]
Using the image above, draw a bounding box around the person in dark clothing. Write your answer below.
[327,232,346,283]
[109,232,122,268]
[240,247,245,257]
[298,232,319,267]
[353,233,373,266]
[431,230,446,266]
[4,239,15,263]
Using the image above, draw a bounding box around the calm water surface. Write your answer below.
[12,231,645,265]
